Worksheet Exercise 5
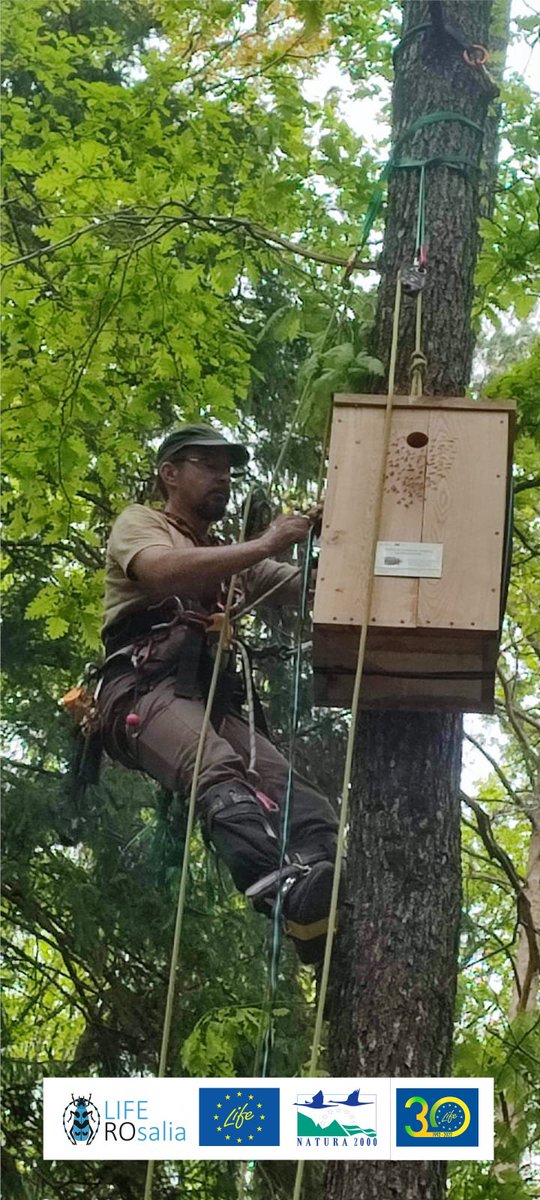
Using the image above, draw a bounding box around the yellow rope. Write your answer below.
[409,288,426,398]
[145,265,407,1200]
[143,488,256,1200]
[291,271,403,1200]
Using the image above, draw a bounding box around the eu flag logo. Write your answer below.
[199,1087,280,1147]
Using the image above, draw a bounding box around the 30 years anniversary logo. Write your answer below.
[396,1088,479,1147]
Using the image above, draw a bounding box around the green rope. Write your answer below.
[272,111,481,482]
[383,111,483,183]
[353,111,483,261]
[350,110,484,283]
[257,528,315,1078]
[394,153,479,173]
[394,110,484,146]
[415,163,426,253]
[392,20,432,62]
[240,530,314,1200]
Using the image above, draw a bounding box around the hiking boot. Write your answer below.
[282,860,337,965]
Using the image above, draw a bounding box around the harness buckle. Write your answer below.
[206,611,234,650]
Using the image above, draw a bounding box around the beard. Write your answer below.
[194,490,230,522]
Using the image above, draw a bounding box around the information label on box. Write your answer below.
[375,541,443,578]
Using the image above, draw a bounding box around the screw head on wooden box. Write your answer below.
[312,394,515,712]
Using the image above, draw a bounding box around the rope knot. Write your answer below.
[410,349,427,373]
[410,349,428,398]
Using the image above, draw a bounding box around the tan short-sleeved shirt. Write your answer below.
[103,504,300,631]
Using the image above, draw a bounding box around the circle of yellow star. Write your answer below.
[260,1114,265,1120]
[225,1134,230,1141]
[225,1093,230,1100]
[237,1090,242,1096]
[249,1134,254,1140]
[257,1103,262,1109]
[257,1126,262,1132]
[237,1136,242,1143]
[248,1094,253,1100]
[213,1115,219,1121]
[217,1103,222,1109]
[217,1126,222,1132]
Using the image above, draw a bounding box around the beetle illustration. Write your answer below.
[63,1094,100,1145]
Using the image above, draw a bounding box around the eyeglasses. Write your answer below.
[179,455,244,479]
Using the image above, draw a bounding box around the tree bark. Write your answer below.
[326,4,507,1199]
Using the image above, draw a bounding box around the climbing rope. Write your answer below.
[292,271,403,1200]
[238,128,433,1200]
[145,75,481,1200]
[408,164,428,397]
[234,529,314,1200]
[410,289,426,397]
[143,488,256,1200]
[258,529,314,1078]
[240,48,486,1200]
[236,640,259,785]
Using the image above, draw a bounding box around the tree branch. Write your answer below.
[1,207,376,273]
[463,730,525,807]
[461,791,540,1012]
[496,665,540,775]
[514,475,540,494]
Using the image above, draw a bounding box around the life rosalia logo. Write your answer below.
[396,1088,479,1147]
[295,1088,377,1149]
[63,1094,100,1146]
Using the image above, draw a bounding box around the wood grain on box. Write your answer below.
[313,395,515,712]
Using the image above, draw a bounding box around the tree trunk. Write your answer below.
[326,4,507,1199]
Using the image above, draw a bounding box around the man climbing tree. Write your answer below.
[327,4,511,1200]
[4,1,537,1196]
[98,422,340,964]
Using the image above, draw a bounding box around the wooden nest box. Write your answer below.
[313,394,515,713]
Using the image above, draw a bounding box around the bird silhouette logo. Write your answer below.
[295,1088,377,1142]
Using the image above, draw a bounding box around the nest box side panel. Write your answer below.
[418,409,510,631]
[315,403,430,630]
[315,404,382,629]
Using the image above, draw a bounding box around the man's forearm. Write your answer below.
[132,535,274,598]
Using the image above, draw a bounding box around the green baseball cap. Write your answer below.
[156,423,249,468]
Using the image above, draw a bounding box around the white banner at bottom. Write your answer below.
[43,1076,493,1161]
